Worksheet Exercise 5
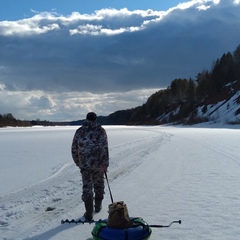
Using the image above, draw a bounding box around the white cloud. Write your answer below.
[0,89,159,121]
[0,0,233,37]
[70,24,102,35]
[0,6,164,37]
[0,19,60,36]
[0,84,5,91]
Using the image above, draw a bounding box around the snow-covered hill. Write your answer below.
[158,81,240,125]
[1,125,240,239]
[197,81,240,124]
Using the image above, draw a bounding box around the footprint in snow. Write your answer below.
[45,207,56,212]
[0,220,9,227]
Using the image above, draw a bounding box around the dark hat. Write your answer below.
[86,112,97,121]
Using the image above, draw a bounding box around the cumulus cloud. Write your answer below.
[0,0,240,120]
[0,88,159,121]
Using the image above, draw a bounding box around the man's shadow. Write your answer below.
[23,223,94,240]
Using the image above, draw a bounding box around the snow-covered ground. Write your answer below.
[1,124,240,240]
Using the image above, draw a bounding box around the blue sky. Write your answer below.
[0,0,240,121]
[1,0,182,20]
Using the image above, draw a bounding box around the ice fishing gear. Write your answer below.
[61,216,181,240]
[91,218,181,240]
[104,171,114,204]
[61,171,182,240]
[107,201,132,228]
[149,220,181,228]
[61,217,181,228]
[61,218,100,224]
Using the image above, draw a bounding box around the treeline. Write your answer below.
[0,113,69,128]
[120,44,240,125]
[197,45,240,97]
[0,113,32,127]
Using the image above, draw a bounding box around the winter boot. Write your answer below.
[84,199,93,221]
[94,198,102,213]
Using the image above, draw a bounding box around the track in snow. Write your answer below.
[1,126,240,240]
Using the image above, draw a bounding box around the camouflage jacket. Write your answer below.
[71,120,109,170]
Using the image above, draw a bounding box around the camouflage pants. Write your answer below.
[80,168,105,202]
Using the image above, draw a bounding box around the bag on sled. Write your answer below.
[107,201,132,228]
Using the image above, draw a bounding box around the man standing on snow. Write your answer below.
[71,112,109,221]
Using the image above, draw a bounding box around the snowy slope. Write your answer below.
[157,81,240,125]
[1,125,240,240]
[199,90,240,124]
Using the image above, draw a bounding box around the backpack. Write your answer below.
[107,201,132,228]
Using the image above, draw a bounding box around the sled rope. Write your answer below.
[105,171,114,203]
